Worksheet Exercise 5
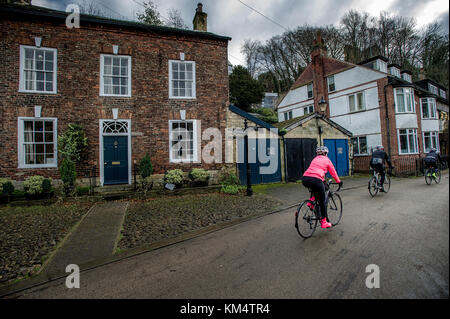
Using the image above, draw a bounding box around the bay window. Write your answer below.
[395,88,415,113]
[398,128,418,154]
[423,131,439,153]
[421,98,436,119]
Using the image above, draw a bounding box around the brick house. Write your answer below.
[0,1,231,185]
[276,32,449,174]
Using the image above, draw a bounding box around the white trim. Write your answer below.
[99,119,132,185]
[99,54,132,97]
[19,45,57,94]
[168,119,198,163]
[17,117,58,169]
[168,60,196,99]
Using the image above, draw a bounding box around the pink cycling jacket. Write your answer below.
[303,155,341,183]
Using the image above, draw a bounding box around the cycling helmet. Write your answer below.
[375,145,384,151]
[430,147,437,152]
[316,146,329,156]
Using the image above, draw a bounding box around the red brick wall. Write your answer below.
[0,16,229,181]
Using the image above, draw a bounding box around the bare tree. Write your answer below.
[241,39,262,78]
[166,8,188,29]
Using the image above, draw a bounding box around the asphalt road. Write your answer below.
[13,174,450,299]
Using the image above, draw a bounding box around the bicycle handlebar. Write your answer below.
[326,179,342,192]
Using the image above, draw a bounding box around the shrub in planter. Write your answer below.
[164,169,184,188]
[219,172,240,186]
[221,184,239,195]
[23,175,53,198]
[139,154,153,191]
[188,168,210,187]
[60,158,77,196]
[0,178,14,202]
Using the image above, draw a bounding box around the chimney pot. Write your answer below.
[193,2,207,32]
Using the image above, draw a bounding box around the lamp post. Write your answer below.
[318,96,327,113]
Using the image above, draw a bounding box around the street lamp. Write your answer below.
[318,97,327,113]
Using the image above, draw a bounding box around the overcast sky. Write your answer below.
[33,0,449,66]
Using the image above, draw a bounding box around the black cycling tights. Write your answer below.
[302,176,327,220]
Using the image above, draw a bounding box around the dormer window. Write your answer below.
[375,60,387,73]
[401,72,412,83]
[428,84,438,95]
[440,89,447,99]
[389,66,400,78]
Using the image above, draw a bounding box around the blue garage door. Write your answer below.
[323,139,349,177]
[237,138,282,185]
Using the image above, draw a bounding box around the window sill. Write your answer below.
[169,97,197,100]
[19,90,57,95]
[170,160,198,164]
[100,94,132,98]
[348,109,367,114]
[398,152,419,155]
[353,153,369,157]
[395,111,416,115]
[421,118,438,120]
[18,164,58,169]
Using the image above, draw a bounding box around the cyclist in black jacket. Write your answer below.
[370,145,393,192]
[424,148,442,177]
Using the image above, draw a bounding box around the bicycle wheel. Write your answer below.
[295,200,318,239]
[327,192,342,226]
[435,169,441,184]
[368,176,378,197]
[383,175,391,193]
[425,169,432,185]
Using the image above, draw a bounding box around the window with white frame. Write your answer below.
[351,136,368,155]
[303,105,314,115]
[20,46,57,93]
[18,118,57,168]
[348,91,365,112]
[307,83,313,99]
[283,110,293,121]
[439,89,447,99]
[398,128,418,154]
[420,98,437,119]
[375,60,387,73]
[169,120,197,162]
[169,60,196,99]
[428,84,438,95]
[423,131,439,153]
[100,54,131,96]
[395,88,415,113]
[327,75,335,92]
[401,73,412,83]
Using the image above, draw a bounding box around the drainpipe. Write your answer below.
[282,135,288,183]
[384,83,392,157]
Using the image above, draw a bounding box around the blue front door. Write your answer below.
[104,136,128,185]
[324,139,349,177]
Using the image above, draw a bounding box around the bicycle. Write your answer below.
[424,164,441,185]
[295,179,342,239]
[368,166,393,197]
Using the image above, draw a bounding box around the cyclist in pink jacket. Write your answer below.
[302,146,343,228]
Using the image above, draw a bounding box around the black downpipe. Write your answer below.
[384,84,392,157]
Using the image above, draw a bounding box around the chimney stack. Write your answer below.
[311,31,328,59]
[419,67,426,80]
[193,3,207,32]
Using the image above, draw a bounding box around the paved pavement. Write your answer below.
[43,202,128,277]
[7,173,448,298]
